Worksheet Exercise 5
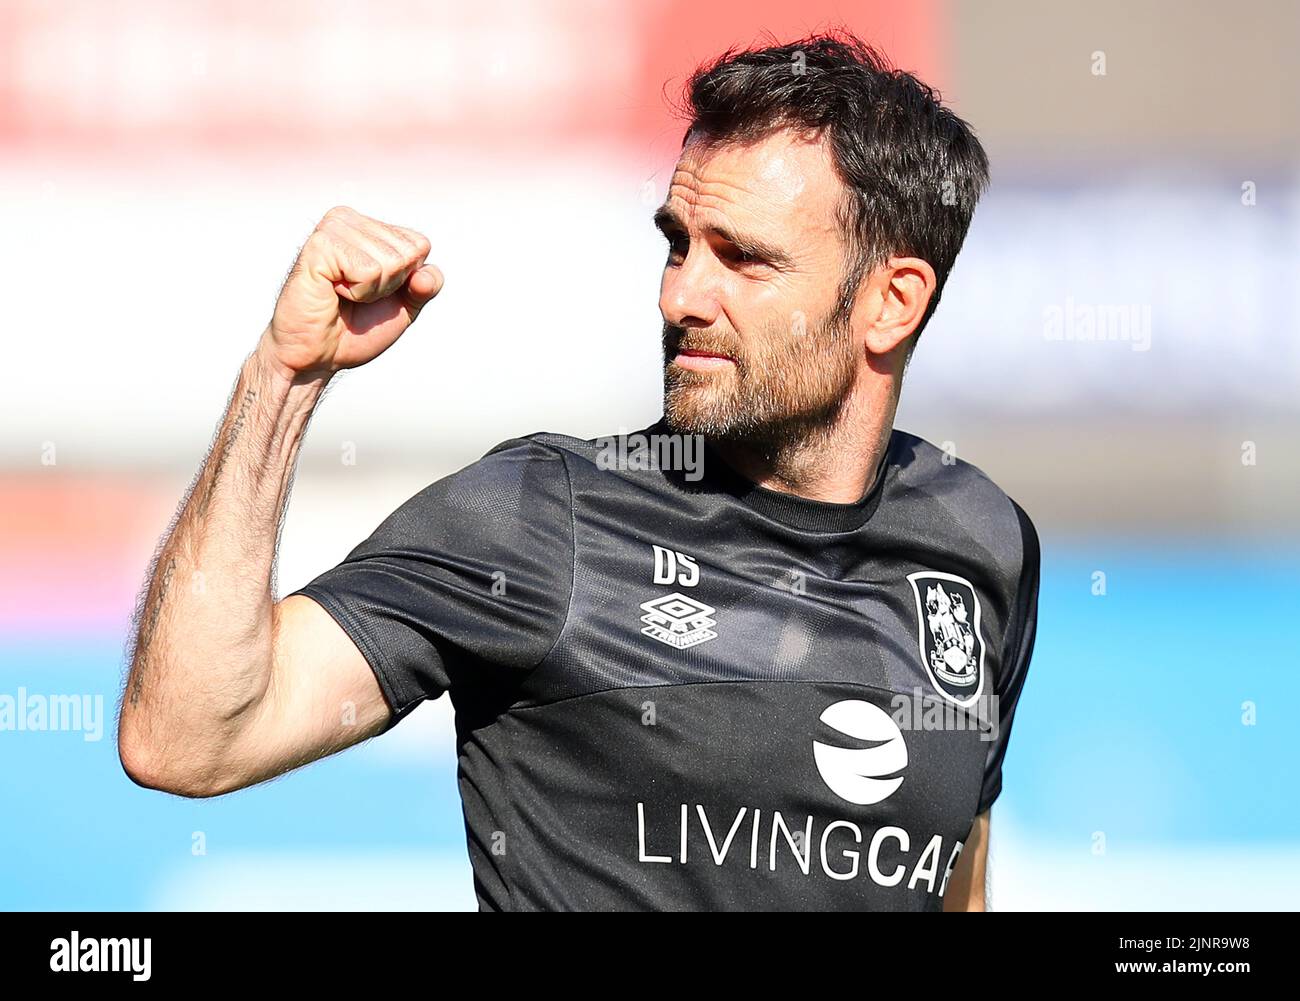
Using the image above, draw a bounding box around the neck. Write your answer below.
[712,378,900,504]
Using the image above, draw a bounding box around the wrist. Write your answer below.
[250,327,333,397]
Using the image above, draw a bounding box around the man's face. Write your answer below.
[655,128,862,444]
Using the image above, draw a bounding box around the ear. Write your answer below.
[864,256,937,356]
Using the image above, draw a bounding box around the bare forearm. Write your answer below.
[118,204,442,795]
[120,331,328,788]
[943,810,990,911]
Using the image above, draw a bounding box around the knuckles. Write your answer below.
[296,206,432,293]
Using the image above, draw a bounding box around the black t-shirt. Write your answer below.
[289,421,1040,911]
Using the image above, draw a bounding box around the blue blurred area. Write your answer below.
[2,542,1296,909]
[0,642,466,910]
[1008,541,1298,844]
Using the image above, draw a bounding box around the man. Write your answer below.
[119,30,1038,912]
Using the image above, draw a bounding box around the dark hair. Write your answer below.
[674,28,990,342]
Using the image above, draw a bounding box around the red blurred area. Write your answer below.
[0,475,176,633]
[0,0,943,158]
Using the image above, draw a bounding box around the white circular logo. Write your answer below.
[812,700,908,805]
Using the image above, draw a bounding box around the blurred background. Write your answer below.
[2,0,1297,910]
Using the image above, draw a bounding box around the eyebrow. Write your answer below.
[652,205,795,269]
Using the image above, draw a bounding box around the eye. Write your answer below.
[664,233,689,264]
[724,244,763,267]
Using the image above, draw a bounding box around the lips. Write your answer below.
[676,347,734,362]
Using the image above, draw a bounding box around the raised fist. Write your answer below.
[263,205,444,380]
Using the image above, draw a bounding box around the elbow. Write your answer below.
[117,726,231,800]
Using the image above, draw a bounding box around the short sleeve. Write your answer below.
[975,499,1040,815]
[287,437,574,728]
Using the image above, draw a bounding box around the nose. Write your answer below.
[659,248,722,330]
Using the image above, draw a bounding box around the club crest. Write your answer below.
[906,571,986,706]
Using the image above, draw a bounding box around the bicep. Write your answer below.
[217,593,393,792]
[943,809,990,912]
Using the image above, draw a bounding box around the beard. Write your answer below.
[661,303,858,450]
